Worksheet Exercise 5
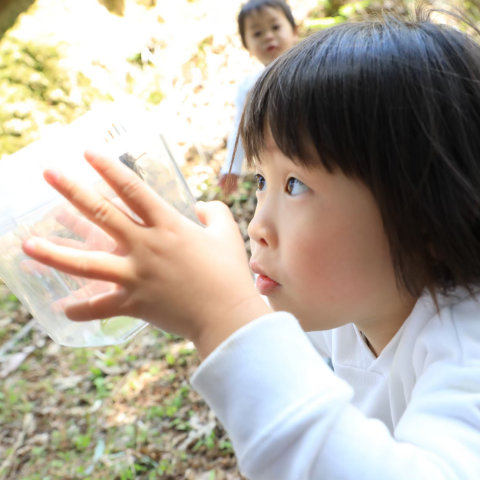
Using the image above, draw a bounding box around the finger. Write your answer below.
[22,236,130,284]
[54,201,128,251]
[44,231,114,251]
[43,169,135,242]
[63,288,130,321]
[51,224,117,252]
[195,201,247,258]
[195,200,235,230]
[51,280,113,307]
[54,206,103,240]
[83,150,171,227]
[51,280,120,311]
[47,235,99,251]
[21,257,97,288]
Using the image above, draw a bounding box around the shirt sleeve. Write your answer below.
[191,311,480,480]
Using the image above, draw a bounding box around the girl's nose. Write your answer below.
[264,29,275,41]
[248,203,277,248]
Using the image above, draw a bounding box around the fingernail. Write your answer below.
[22,237,38,252]
[23,237,46,252]
[43,169,62,183]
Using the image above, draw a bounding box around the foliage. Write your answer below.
[0,35,110,157]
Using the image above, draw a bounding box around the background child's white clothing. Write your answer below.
[192,289,480,479]
[220,70,261,176]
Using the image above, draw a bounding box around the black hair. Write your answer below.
[238,0,296,49]
[240,10,480,297]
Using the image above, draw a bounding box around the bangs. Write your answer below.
[239,21,383,173]
[239,16,474,178]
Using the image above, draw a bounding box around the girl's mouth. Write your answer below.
[255,274,280,295]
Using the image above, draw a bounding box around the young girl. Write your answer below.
[218,0,298,195]
[23,9,480,479]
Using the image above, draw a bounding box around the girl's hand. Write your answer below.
[22,150,271,357]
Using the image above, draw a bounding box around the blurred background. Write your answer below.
[0,1,478,479]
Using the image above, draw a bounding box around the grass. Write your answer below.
[0,282,245,479]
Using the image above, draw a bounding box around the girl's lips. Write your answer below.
[255,274,280,295]
[249,260,280,294]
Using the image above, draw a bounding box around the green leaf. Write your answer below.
[304,16,345,29]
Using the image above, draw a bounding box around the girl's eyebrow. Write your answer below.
[246,22,261,30]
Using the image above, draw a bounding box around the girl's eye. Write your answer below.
[286,177,308,196]
[255,173,266,191]
[253,30,262,37]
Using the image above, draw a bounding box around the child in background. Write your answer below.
[218,0,298,195]
[23,8,480,480]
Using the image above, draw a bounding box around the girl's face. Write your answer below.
[243,6,297,66]
[248,137,416,351]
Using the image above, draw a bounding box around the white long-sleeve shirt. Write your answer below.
[220,71,262,176]
[191,289,480,479]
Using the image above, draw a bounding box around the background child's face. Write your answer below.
[243,7,297,66]
[247,137,414,337]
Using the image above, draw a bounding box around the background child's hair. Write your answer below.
[240,9,480,297]
[238,0,296,48]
